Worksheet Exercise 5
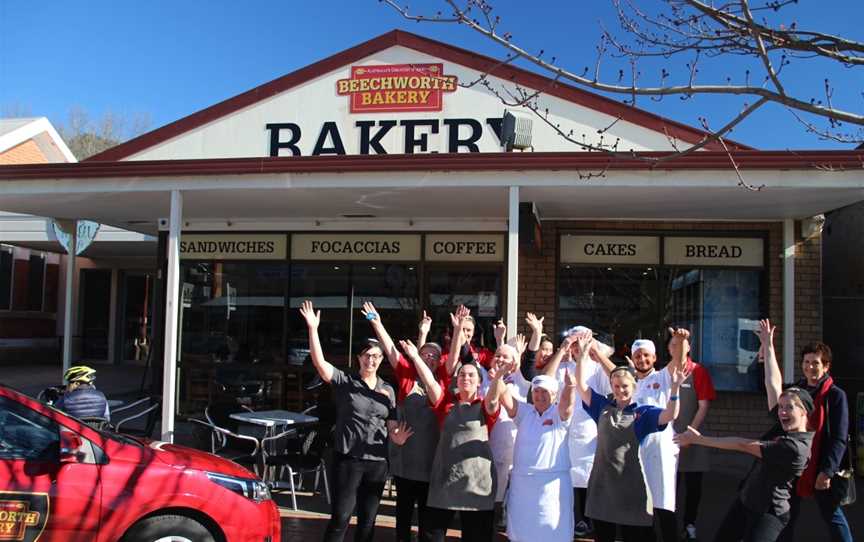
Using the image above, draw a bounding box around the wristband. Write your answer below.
[669,395,679,401]
[365,312,378,321]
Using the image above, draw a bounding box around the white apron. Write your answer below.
[634,367,679,512]
[562,359,611,488]
[506,402,573,542]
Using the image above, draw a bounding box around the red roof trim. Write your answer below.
[7,151,862,180]
[87,30,746,162]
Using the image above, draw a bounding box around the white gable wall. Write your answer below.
[126,46,686,161]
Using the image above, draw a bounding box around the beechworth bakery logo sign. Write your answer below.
[337,63,458,113]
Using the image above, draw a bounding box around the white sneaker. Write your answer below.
[685,523,697,540]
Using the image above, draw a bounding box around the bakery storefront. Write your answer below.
[0,30,861,441]
[177,232,505,413]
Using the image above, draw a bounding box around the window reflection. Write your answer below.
[427,268,502,352]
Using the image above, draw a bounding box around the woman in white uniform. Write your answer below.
[631,331,688,542]
[541,326,614,537]
[500,370,578,542]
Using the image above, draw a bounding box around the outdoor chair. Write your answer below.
[266,423,331,510]
[111,396,160,437]
[187,417,261,472]
[79,416,113,431]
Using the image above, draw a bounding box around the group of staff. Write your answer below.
[299,300,853,542]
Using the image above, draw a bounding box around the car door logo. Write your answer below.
[0,493,48,542]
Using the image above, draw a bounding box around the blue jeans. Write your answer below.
[779,489,853,542]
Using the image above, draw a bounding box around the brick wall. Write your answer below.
[515,219,819,439]
[0,138,49,165]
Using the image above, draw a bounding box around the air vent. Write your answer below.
[341,214,376,218]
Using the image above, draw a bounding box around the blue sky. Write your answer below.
[1,0,861,150]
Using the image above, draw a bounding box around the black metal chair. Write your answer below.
[265,422,331,510]
[187,417,260,471]
[111,396,161,437]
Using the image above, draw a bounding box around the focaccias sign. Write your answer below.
[337,63,457,113]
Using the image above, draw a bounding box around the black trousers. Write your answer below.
[393,476,429,542]
[573,487,588,522]
[678,471,704,526]
[713,497,788,542]
[592,519,653,542]
[778,489,854,542]
[322,453,388,542]
[422,507,494,542]
[653,508,677,542]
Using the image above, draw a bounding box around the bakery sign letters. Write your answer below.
[337,64,457,113]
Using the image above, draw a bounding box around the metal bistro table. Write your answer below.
[229,410,319,482]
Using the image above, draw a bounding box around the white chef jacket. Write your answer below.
[634,366,679,512]
[561,359,612,488]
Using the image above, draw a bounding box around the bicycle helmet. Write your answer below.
[64,365,97,384]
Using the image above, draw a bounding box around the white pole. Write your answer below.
[506,186,520,334]
[783,218,795,384]
[161,190,183,442]
[62,223,77,373]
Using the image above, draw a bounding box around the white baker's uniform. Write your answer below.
[558,359,612,488]
[634,367,679,512]
[506,401,573,542]
[488,372,530,502]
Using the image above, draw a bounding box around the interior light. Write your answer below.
[370,266,377,271]
[606,267,612,271]
[333,266,340,270]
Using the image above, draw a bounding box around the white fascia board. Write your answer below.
[0,117,76,163]
[2,167,864,195]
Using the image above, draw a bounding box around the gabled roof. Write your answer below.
[87,30,746,162]
[0,117,77,163]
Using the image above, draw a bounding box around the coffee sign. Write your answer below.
[426,234,504,262]
[561,235,660,265]
[291,234,421,261]
[337,64,457,113]
[664,237,764,267]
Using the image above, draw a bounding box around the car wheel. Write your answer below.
[122,514,216,542]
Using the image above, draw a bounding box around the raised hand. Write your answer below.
[563,368,577,388]
[419,310,432,335]
[514,333,527,356]
[670,362,692,390]
[399,339,420,360]
[573,329,593,361]
[757,319,776,363]
[494,319,507,345]
[449,304,470,329]
[668,327,690,358]
[525,312,544,333]
[625,355,635,368]
[299,300,320,328]
[389,421,414,446]
[361,301,380,323]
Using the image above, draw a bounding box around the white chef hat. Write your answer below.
[631,339,656,356]
[563,325,614,358]
[531,374,559,394]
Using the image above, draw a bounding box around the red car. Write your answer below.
[0,385,280,542]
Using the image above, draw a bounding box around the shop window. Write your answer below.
[558,265,764,392]
[426,268,502,352]
[0,246,11,310]
[287,263,420,367]
[180,262,288,366]
[27,254,45,311]
[667,268,763,392]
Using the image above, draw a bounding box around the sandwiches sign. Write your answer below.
[337,64,458,113]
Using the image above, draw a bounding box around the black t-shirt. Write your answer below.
[740,430,813,517]
[330,368,396,461]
